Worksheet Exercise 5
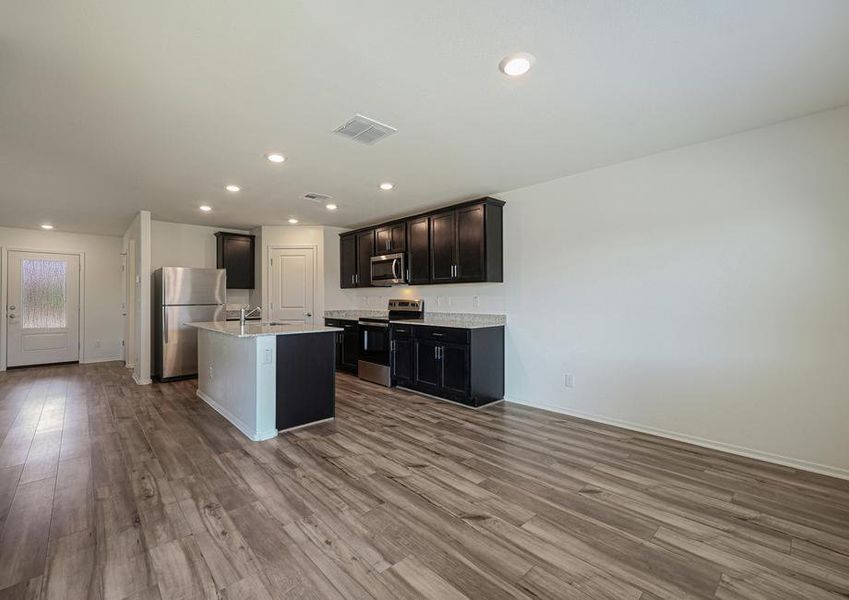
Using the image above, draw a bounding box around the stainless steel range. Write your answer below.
[358,299,424,386]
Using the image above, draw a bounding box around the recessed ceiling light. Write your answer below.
[288,218,299,224]
[325,203,338,211]
[379,182,394,191]
[199,205,212,212]
[40,224,54,230]
[267,153,286,163]
[499,53,535,77]
[225,185,241,192]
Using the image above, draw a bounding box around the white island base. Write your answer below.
[191,321,342,441]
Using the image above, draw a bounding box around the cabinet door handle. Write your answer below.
[434,346,438,359]
[432,332,444,337]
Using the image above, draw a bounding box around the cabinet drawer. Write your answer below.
[390,325,412,339]
[412,326,469,344]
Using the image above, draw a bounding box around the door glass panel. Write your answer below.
[21,259,67,329]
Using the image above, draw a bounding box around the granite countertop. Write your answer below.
[324,309,388,319]
[189,321,343,338]
[392,315,505,329]
[323,310,506,329]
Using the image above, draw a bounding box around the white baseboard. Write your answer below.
[196,389,277,442]
[81,356,123,365]
[132,373,152,385]
[505,397,849,482]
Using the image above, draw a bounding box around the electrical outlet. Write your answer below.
[94,340,101,349]
[472,295,480,308]
[565,373,575,388]
[208,364,214,379]
[263,348,273,364]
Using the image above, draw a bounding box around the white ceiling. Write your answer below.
[2,1,849,236]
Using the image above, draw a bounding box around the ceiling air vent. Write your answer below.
[303,192,332,204]
[333,114,397,145]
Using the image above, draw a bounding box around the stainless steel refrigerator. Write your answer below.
[153,267,226,381]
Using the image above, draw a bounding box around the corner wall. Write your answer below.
[123,211,152,384]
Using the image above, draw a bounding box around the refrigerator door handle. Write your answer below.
[163,310,168,343]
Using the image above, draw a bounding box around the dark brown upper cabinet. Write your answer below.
[339,233,357,289]
[430,210,456,283]
[356,230,375,287]
[406,216,430,285]
[374,222,406,254]
[215,232,255,289]
[430,201,502,284]
[339,197,504,287]
[340,229,376,288]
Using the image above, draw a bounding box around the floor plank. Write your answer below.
[0,362,847,599]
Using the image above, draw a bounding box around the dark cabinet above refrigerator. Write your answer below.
[215,232,255,289]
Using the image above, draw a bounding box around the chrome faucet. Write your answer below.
[239,306,261,327]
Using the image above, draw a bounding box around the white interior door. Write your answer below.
[6,251,81,367]
[269,247,315,325]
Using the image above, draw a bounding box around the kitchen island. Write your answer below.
[188,321,342,441]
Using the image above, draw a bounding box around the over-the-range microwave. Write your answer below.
[370,252,406,286]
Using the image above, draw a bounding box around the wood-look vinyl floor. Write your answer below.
[1,363,848,599]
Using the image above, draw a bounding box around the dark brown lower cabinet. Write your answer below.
[325,318,358,374]
[439,343,470,400]
[390,327,414,387]
[392,324,504,407]
[412,338,441,394]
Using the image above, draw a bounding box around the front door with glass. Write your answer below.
[6,251,81,367]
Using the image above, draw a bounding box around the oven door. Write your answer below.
[358,321,390,366]
[370,253,406,286]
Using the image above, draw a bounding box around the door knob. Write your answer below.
[8,314,17,319]
[8,305,16,310]
[305,312,312,317]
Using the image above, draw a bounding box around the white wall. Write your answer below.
[498,106,849,477]
[123,211,152,384]
[330,106,849,477]
[0,226,124,368]
[150,220,251,307]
